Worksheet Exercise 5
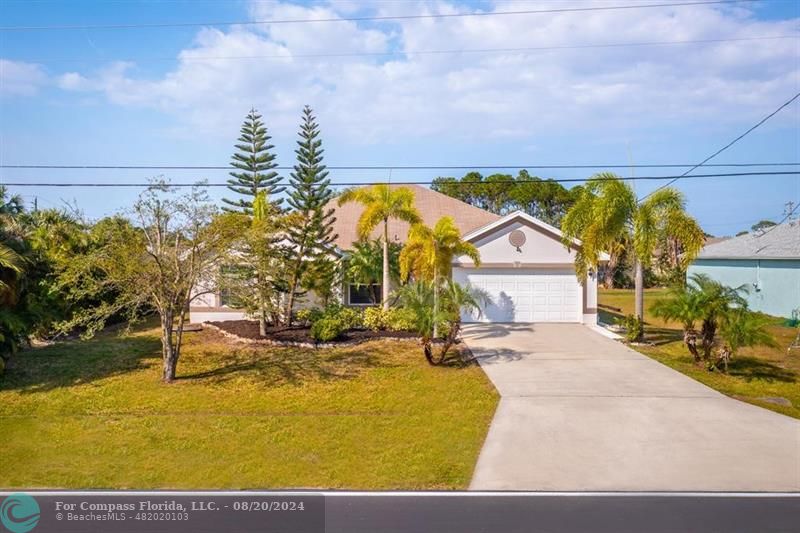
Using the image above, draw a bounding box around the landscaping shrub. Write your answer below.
[334,307,364,330]
[363,307,415,331]
[617,314,644,343]
[363,307,387,331]
[295,307,324,326]
[385,307,416,332]
[311,316,346,342]
[298,305,362,330]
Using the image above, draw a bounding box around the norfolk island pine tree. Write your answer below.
[283,106,338,323]
[222,108,285,214]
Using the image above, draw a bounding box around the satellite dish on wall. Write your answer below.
[509,229,526,252]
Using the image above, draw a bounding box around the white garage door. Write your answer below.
[453,267,582,323]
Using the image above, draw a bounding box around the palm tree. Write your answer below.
[561,173,704,340]
[345,239,401,304]
[651,283,704,361]
[715,308,777,372]
[0,243,23,297]
[399,216,481,337]
[397,279,482,365]
[651,273,753,364]
[337,185,421,309]
[399,216,481,283]
[688,273,749,361]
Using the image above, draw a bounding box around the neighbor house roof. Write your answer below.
[696,221,800,260]
[329,184,501,250]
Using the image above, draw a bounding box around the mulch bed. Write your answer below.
[207,320,418,345]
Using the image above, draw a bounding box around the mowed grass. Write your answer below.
[0,325,498,489]
[599,288,800,419]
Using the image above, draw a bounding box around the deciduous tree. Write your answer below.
[59,183,237,382]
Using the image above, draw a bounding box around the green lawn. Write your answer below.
[1,325,498,489]
[599,288,800,419]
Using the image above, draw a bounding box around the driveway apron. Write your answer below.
[463,323,800,491]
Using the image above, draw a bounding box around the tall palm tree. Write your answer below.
[562,173,704,340]
[338,184,421,309]
[399,216,481,283]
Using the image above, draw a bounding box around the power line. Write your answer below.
[757,201,800,237]
[2,163,797,171]
[639,91,800,202]
[0,1,756,31]
[17,34,796,64]
[1,171,797,188]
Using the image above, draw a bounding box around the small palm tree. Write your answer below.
[561,173,705,340]
[715,309,778,373]
[338,185,421,309]
[651,283,704,361]
[397,279,481,365]
[689,273,749,360]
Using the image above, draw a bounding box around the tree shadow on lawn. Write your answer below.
[176,344,395,386]
[728,357,797,384]
[644,327,683,346]
[1,333,162,394]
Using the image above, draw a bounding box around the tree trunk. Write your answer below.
[284,272,298,328]
[423,341,435,365]
[684,328,700,363]
[161,312,178,383]
[256,271,269,333]
[432,264,439,339]
[633,258,644,342]
[382,220,390,311]
[284,251,304,327]
[603,253,618,289]
[700,319,716,361]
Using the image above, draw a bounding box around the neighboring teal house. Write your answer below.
[688,222,800,318]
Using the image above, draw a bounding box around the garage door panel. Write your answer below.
[454,267,582,323]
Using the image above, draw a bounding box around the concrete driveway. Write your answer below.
[463,323,800,491]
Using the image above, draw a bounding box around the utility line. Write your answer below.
[757,201,800,237]
[638,91,800,202]
[17,34,795,63]
[1,171,798,188]
[3,163,796,171]
[0,1,756,31]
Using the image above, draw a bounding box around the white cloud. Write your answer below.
[56,0,800,142]
[0,59,47,96]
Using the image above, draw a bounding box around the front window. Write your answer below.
[349,284,381,305]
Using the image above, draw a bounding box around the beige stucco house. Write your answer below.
[189,185,605,325]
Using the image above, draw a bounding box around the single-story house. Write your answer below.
[190,185,605,324]
[688,222,800,318]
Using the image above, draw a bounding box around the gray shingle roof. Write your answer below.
[697,222,800,259]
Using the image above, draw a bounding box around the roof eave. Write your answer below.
[463,210,610,262]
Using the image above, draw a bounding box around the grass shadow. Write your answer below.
[728,357,797,384]
[645,327,684,346]
[1,332,162,394]
[176,337,402,386]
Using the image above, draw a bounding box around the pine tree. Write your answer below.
[283,106,338,322]
[222,108,284,213]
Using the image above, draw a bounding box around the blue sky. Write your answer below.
[1,0,798,235]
